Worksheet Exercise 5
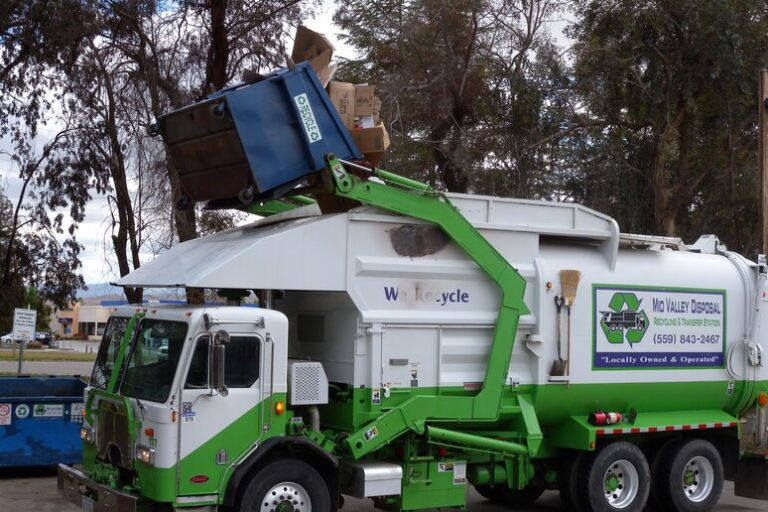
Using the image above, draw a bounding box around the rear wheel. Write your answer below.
[646,438,678,511]
[560,451,587,512]
[578,442,650,512]
[657,439,723,512]
[239,459,330,512]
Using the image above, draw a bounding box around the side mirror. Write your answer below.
[211,330,229,397]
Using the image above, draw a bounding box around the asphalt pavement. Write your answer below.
[0,467,764,512]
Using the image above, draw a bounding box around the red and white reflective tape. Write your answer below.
[596,421,738,436]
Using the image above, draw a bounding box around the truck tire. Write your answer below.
[656,439,723,512]
[646,438,677,511]
[559,451,587,512]
[239,459,330,512]
[577,442,650,512]
[474,483,544,505]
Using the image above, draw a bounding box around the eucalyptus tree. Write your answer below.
[568,0,768,251]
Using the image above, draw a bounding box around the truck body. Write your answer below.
[59,63,768,512]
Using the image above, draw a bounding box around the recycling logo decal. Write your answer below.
[599,292,648,346]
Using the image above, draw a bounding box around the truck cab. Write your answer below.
[59,304,310,511]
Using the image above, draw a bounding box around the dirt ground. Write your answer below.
[0,466,764,512]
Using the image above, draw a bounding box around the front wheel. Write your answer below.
[577,441,650,512]
[239,459,330,512]
[657,439,724,512]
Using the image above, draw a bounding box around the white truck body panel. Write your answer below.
[116,196,767,395]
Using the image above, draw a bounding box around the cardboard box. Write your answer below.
[358,115,375,129]
[292,26,334,63]
[364,151,385,167]
[355,85,375,116]
[292,26,335,87]
[350,124,390,153]
[328,81,356,129]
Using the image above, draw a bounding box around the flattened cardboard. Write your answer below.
[292,26,335,64]
[350,124,390,153]
[355,85,375,116]
[292,26,335,86]
[328,81,356,129]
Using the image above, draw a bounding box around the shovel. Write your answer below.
[550,295,566,376]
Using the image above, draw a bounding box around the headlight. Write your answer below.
[80,427,95,443]
[136,445,155,465]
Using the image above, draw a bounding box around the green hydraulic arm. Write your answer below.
[246,195,316,217]
[320,155,533,459]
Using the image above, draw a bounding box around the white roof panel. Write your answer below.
[117,213,348,290]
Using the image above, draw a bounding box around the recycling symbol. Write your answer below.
[15,404,30,419]
[599,293,648,346]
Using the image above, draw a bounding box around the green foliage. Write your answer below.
[568,0,768,250]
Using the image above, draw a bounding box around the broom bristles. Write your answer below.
[560,269,582,306]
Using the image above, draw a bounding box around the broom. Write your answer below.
[560,269,582,376]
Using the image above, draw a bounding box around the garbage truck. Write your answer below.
[59,62,768,512]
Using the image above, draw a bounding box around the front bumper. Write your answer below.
[58,464,146,512]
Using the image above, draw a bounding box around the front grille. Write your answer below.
[97,401,133,470]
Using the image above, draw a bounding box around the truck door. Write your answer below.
[177,333,265,499]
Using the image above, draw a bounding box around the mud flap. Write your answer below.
[734,455,768,500]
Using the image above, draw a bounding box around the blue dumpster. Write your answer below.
[0,376,87,467]
[159,61,362,205]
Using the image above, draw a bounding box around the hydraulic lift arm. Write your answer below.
[320,155,533,459]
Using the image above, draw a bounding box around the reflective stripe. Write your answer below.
[596,422,738,436]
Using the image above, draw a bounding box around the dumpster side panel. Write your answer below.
[0,377,86,467]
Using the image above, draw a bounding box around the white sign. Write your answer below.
[593,286,725,370]
[13,307,37,342]
[0,403,11,426]
[294,93,323,143]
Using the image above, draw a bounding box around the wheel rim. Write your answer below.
[602,458,640,509]
[681,455,714,503]
[260,481,311,512]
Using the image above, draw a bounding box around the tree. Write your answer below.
[568,0,768,249]
[79,0,309,301]
[335,0,566,195]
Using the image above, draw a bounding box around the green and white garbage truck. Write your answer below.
[59,63,768,512]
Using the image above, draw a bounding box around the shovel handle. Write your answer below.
[554,295,565,312]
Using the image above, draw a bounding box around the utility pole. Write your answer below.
[760,70,768,255]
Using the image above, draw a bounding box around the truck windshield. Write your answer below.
[90,317,130,389]
[119,319,188,403]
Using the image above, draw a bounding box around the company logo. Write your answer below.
[599,292,648,346]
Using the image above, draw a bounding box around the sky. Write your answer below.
[1,5,570,292]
